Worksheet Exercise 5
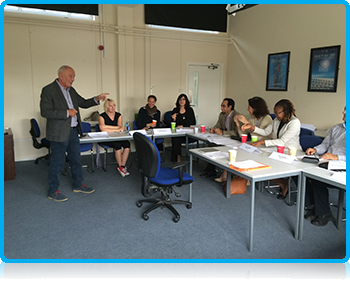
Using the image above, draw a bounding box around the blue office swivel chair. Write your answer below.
[80,122,95,173]
[133,120,165,161]
[300,135,323,152]
[300,127,315,136]
[163,110,173,128]
[133,132,193,223]
[29,118,50,164]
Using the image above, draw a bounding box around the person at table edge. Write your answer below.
[303,106,346,227]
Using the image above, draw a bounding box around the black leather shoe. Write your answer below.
[276,193,286,200]
[304,209,316,221]
[311,212,332,227]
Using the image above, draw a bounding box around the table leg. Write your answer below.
[249,181,255,252]
[189,154,193,203]
[186,136,189,157]
[226,171,231,199]
[336,190,345,229]
[299,173,306,241]
[295,173,301,240]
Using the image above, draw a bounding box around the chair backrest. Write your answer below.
[81,122,91,133]
[95,123,101,132]
[300,127,315,136]
[134,132,160,178]
[133,120,138,130]
[163,110,173,127]
[300,135,323,151]
[269,113,276,120]
[30,118,40,138]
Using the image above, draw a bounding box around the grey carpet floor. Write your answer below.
[3,152,346,260]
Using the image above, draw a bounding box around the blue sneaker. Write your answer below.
[73,184,95,194]
[48,190,68,202]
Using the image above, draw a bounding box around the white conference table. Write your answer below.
[189,145,305,252]
[79,129,188,144]
[299,167,346,241]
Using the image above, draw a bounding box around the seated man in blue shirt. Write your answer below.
[304,106,346,226]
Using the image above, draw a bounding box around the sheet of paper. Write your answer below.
[153,128,172,135]
[268,151,295,164]
[203,151,229,159]
[87,132,109,138]
[199,148,219,153]
[175,127,194,133]
[128,129,148,136]
[328,160,346,170]
[239,143,261,154]
[330,171,346,183]
[229,160,266,169]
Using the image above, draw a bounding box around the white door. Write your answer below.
[187,63,222,127]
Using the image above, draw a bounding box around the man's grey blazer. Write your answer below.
[40,80,98,142]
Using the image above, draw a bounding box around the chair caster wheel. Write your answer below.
[173,217,180,223]
[136,202,142,207]
[186,204,192,209]
[142,214,149,221]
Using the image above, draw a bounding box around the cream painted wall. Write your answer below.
[6,4,344,161]
[227,4,346,130]
[4,4,228,161]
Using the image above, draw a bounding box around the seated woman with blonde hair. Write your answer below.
[99,98,131,177]
[240,99,302,199]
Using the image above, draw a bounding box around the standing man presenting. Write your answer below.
[210,98,241,137]
[304,106,346,226]
[40,65,108,202]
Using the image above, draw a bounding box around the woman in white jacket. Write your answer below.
[241,99,302,199]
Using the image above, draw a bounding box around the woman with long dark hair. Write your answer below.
[171,93,196,162]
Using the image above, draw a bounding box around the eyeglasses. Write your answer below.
[274,110,284,116]
[179,98,186,101]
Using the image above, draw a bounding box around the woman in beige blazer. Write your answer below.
[234,96,273,140]
[215,97,273,183]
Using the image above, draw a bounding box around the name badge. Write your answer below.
[268,152,295,164]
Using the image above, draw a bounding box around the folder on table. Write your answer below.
[229,160,271,172]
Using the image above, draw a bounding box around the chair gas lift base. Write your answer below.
[134,132,193,223]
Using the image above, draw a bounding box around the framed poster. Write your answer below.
[266,51,290,91]
[307,45,341,92]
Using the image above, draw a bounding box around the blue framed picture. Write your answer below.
[266,51,290,91]
[307,45,341,92]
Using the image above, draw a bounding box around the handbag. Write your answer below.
[222,176,247,195]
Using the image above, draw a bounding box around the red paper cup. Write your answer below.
[277,145,285,153]
[200,125,205,133]
[241,134,247,143]
[152,120,157,125]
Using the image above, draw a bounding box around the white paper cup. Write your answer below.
[194,127,198,134]
[288,147,297,157]
[229,148,238,163]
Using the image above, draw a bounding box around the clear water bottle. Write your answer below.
[126,119,130,131]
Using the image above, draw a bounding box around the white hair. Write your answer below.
[57,65,72,76]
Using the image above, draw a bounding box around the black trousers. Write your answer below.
[171,137,186,161]
[305,178,330,216]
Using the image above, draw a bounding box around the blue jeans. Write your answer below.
[48,127,83,194]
